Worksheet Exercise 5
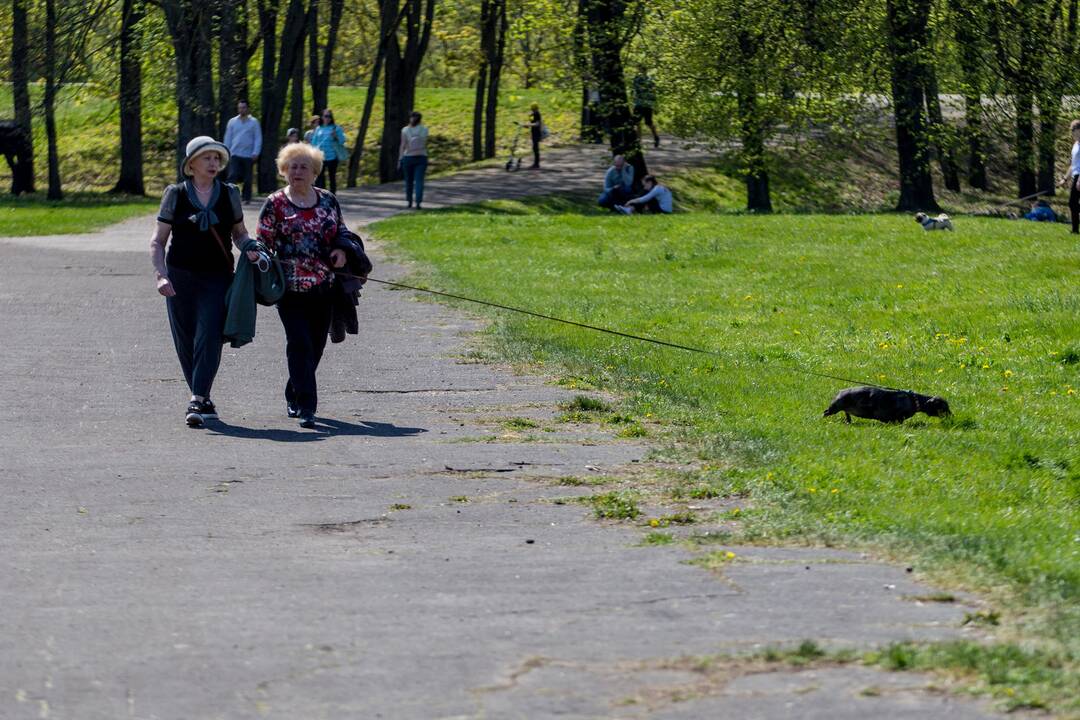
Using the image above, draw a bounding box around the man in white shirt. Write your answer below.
[223,100,262,202]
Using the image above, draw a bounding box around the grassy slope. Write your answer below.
[372,206,1080,712]
[0,86,579,195]
[0,193,158,236]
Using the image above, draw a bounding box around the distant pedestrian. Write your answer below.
[522,103,543,169]
[303,115,320,144]
[399,111,429,209]
[284,127,300,145]
[632,71,660,148]
[311,109,346,194]
[598,154,635,210]
[616,174,673,215]
[223,100,262,202]
[150,136,260,427]
[1059,119,1080,233]
[257,142,352,429]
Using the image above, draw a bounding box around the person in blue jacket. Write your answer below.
[1024,198,1057,222]
[311,108,346,194]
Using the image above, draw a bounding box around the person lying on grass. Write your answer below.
[615,174,673,215]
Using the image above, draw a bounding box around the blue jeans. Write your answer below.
[165,265,231,398]
[598,186,630,209]
[402,155,428,206]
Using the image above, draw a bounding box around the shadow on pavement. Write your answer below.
[207,417,427,442]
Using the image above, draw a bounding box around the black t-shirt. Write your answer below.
[530,110,542,141]
[158,181,243,274]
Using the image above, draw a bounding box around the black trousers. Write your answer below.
[165,266,231,398]
[1070,175,1080,233]
[316,159,339,195]
[277,288,334,415]
[229,156,255,201]
[531,135,541,167]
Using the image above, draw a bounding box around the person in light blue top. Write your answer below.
[310,108,346,194]
[223,100,262,202]
[598,154,635,211]
[617,174,673,215]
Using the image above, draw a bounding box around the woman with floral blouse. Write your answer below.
[257,142,350,428]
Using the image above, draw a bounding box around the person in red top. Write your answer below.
[257,143,350,428]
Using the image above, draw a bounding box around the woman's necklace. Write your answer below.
[193,180,213,201]
[289,186,317,208]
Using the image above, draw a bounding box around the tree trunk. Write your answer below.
[316,0,343,113]
[1015,87,1037,197]
[582,0,646,181]
[472,60,488,162]
[163,0,218,177]
[11,0,34,194]
[257,0,309,192]
[1037,100,1059,194]
[483,0,507,159]
[346,47,384,187]
[955,0,987,189]
[378,0,436,183]
[307,0,319,112]
[886,0,939,212]
[290,38,306,131]
[113,0,145,195]
[218,0,245,137]
[923,63,961,192]
[736,25,770,213]
[258,0,279,191]
[45,0,62,199]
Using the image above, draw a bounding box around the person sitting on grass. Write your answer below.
[1024,198,1057,222]
[616,174,673,215]
[598,154,635,210]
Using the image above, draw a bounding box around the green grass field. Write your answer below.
[0,193,158,236]
[372,204,1080,713]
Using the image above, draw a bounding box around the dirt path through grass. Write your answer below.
[0,143,1017,718]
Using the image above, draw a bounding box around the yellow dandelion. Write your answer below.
[794,329,802,335]
[831,488,839,494]
[1004,370,1013,378]
[982,364,990,369]
[724,551,736,560]
[649,518,660,527]
[896,283,903,288]
[1001,386,1009,392]
[1068,388,1076,396]
[808,487,817,494]
[744,294,753,301]
[937,368,944,374]
[878,342,890,349]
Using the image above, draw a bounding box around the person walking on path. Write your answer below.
[598,154,635,210]
[399,111,429,209]
[616,174,673,215]
[150,136,260,428]
[1059,119,1080,234]
[223,100,262,203]
[632,71,660,148]
[284,128,301,145]
[303,115,320,144]
[256,142,350,429]
[311,109,347,194]
[522,103,543,169]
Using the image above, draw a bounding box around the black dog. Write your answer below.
[823,386,951,424]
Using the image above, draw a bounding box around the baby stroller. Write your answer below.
[505,126,524,171]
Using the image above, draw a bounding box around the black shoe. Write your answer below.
[287,400,300,418]
[185,400,204,428]
[299,413,316,429]
[199,399,218,420]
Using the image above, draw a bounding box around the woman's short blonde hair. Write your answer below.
[276,142,324,177]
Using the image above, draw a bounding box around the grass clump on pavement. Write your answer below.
[373,207,1080,710]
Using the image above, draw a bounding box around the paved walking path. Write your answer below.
[1,143,1011,719]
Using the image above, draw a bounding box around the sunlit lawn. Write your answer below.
[373,207,1080,674]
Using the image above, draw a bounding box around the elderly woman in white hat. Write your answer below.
[150,136,260,428]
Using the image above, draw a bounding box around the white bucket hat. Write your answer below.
[182,136,231,177]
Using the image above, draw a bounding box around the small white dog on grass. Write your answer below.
[915,212,954,231]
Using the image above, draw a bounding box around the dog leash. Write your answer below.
[336,270,904,392]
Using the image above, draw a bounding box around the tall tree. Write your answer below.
[218,0,247,138]
[378,0,436,182]
[162,0,218,175]
[256,0,309,191]
[308,0,345,114]
[887,0,940,211]
[11,0,35,194]
[954,0,989,190]
[113,0,145,195]
[923,62,961,192]
[581,0,646,181]
[472,0,508,161]
[45,0,62,199]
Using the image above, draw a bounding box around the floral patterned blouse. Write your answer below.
[257,188,347,292]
